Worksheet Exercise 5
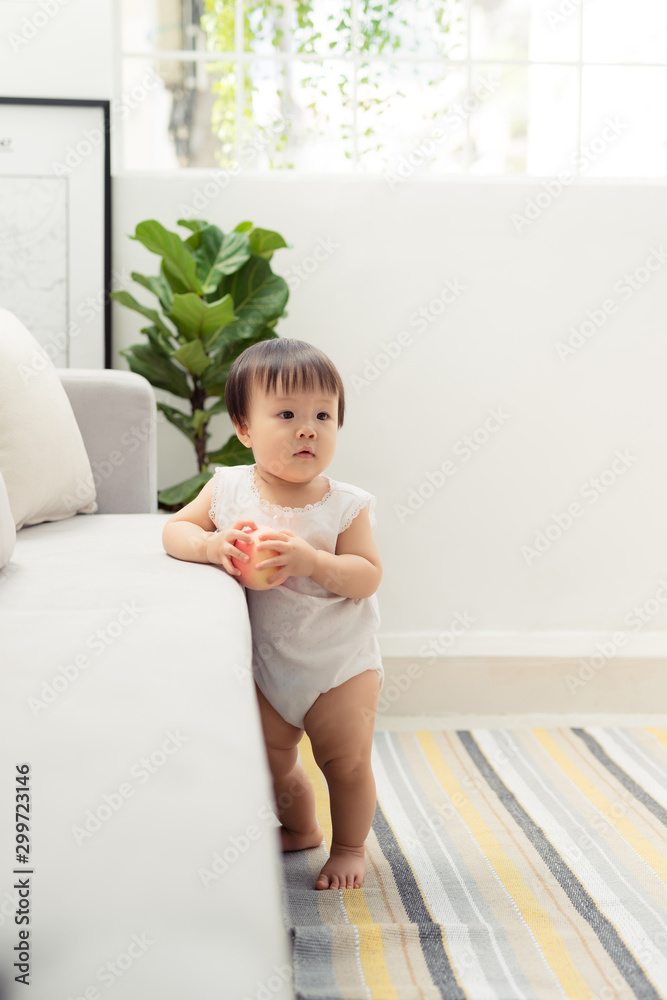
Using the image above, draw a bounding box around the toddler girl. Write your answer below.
[162,339,383,890]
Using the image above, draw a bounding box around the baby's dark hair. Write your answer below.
[225,339,345,428]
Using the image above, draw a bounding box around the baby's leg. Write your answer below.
[255,684,323,852]
[304,669,380,890]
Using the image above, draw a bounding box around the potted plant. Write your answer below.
[111,218,290,510]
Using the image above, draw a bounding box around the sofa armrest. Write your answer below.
[57,369,158,514]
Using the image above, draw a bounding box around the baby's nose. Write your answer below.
[298,425,316,437]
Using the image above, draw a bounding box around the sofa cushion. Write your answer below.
[0,308,97,529]
[0,469,16,569]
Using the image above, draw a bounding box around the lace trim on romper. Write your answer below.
[247,465,334,517]
[208,464,376,530]
[207,469,224,527]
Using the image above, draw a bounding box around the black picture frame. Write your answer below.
[0,97,112,368]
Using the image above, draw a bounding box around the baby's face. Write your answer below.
[238,384,338,483]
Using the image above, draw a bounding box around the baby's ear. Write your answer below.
[233,419,252,447]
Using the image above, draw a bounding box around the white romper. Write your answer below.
[208,464,384,728]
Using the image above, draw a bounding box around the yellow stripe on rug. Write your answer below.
[298,734,399,999]
[417,730,595,1000]
[534,728,667,883]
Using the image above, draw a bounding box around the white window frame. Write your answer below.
[114,1,666,178]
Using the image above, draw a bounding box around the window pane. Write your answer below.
[356,61,469,174]
[525,65,579,175]
[240,0,351,56]
[583,0,667,63]
[122,0,209,53]
[241,59,354,170]
[469,64,578,175]
[472,0,580,62]
[358,0,466,59]
[122,57,227,169]
[581,67,667,177]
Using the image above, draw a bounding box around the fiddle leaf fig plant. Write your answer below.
[112,218,290,510]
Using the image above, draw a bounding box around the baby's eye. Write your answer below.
[278,410,294,419]
[317,412,330,421]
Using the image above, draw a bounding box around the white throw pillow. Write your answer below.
[0,470,16,569]
[0,309,97,529]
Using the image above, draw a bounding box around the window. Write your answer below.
[118,0,667,176]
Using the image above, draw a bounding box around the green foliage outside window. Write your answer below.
[200,0,463,168]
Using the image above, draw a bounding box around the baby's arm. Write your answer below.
[256,506,382,599]
[161,479,256,578]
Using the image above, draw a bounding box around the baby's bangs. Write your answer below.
[257,359,340,403]
[225,338,345,427]
[250,340,344,426]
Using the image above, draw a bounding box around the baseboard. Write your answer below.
[379,653,667,716]
[378,629,667,658]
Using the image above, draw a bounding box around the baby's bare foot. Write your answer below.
[280,824,324,853]
[315,843,366,890]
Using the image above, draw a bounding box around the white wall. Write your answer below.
[0,0,113,99]
[113,174,667,657]
[3,1,667,659]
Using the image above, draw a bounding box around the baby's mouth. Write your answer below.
[295,448,314,457]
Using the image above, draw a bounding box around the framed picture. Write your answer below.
[0,97,111,368]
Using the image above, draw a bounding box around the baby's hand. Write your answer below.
[255,529,317,584]
[206,519,258,579]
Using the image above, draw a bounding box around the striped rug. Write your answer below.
[281,727,667,1000]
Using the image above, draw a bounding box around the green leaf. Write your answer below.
[141,324,174,357]
[130,271,174,313]
[131,220,202,294]
[205,397,227,416]
[233,220,254,233]
[192,409,209,436]
[167,292,236,342]
[192,228,252,293]
[219,257,289,341]
[206,433,254,466]
[158,471,213,512]
[110,289,173,338]
[202,326,278,396]
[177,218,210,234]
[246,227,290,261]
[121,344,191,398]
[157,402,197,442]
[172,339,212,376]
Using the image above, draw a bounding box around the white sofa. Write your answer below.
[0,369,292,1000]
